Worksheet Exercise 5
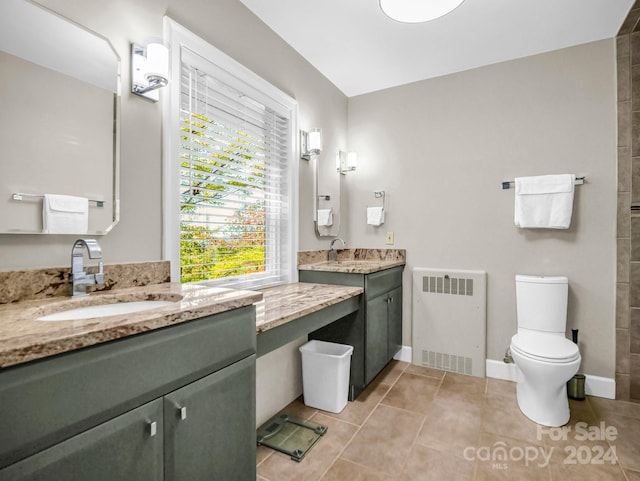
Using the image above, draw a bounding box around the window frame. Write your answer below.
[162,17,299,287]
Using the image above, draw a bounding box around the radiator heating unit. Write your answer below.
[412,268,487,377]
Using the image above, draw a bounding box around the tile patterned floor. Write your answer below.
[256,361,640,481]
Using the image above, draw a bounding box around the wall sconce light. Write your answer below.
[337,151,358,174]
[300,128,322,160]
[131,41,169,102]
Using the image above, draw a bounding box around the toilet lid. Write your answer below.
[511,332,580,362]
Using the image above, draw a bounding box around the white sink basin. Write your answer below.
[37,300,176,321]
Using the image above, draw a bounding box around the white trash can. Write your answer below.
[299,340,353,413]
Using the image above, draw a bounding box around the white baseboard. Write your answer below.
[486,358,519,382]
[584,374,616,399]
[398,352,616,399]
[393,345,412,363]
[485,359,616,399]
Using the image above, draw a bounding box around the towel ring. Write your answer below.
[374,191,385,209]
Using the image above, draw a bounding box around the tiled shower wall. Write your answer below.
[617,1,640,402]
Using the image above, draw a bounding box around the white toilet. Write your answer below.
[509,275,581,427]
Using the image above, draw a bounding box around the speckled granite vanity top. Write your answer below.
[0,258,377,369]
[255,282,363,333]
[298,248,406,274]
[0,283,262,368]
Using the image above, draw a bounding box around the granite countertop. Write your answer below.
[255,282,363,333]
[297,259,405,274]
[297,248,406,274]
[0,283,262,369]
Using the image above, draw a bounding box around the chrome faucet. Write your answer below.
[328,238,346,262]
[70,239,105,297]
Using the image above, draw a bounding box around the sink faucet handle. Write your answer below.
[95,262,105,285]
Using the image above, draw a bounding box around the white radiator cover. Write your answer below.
[412,268,487,377]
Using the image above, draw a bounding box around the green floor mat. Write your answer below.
[256,413,328,462]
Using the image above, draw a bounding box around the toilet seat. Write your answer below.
[511,332,580,363]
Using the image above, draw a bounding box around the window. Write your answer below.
[163,19,298,289]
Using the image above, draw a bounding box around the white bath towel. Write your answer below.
[367,206,385,226]
[42,194,89,234]
[317,208,333,227]
[514,174,575,229]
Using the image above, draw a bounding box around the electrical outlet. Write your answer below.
[385,231,394,245]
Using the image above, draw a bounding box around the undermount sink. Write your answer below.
[36,295,181,322]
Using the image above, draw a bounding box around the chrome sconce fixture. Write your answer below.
[131,41,169,102]
[300,128,322,160]
[337,151,357,174]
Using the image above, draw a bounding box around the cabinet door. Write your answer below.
[387,286,403,360]
[164,355,256,481]
[365,294,390,384]
[0,399,163,481]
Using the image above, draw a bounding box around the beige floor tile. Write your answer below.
[319,458,396,481]
[380,372,441,414]
[256,445,274,465]
[375,360,409,386]
[589,396,640,420]
[323,380,390,426]
[474,432,551,481]
[415,395,483,455]
[437,372,487,403]
[404,363,446,380]
[257,374,640,481]
[257,413,358,481]
[594,413,640,472]
[547,440,626,481]
[487,378,517,396]
[625,469,640,481]
[397,443,475,481]
[274,396,319,421]
[340,404,424,475]
[482,390,541,444]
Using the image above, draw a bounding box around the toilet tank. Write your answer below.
[515,275,568,333]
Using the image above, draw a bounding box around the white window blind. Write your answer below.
[175,45,295,289]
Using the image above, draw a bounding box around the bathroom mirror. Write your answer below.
[0,0,120,234]
[314,151,341,237]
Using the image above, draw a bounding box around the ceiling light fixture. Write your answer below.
[379,0,465,23]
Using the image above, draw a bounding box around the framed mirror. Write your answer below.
[0,0,120,234]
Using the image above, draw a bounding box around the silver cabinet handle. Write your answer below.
[149,421,157,437]
[179,406,187,420]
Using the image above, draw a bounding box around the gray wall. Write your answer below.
[346,40,617,378]
[0,0,346,269]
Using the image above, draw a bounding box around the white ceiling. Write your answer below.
[239,0,633,97]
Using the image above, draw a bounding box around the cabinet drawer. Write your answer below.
[0,305,256,468]
[365,267,403,300]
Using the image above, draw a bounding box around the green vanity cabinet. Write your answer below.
[164,355,255,481]
[365,285,402,384]
[0,305,257,481]
[0,399,164,481]
[300,266,403,400]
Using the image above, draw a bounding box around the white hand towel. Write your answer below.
[317,208,333,227]
[367,206,385,226]
[43,194,89,234]
[514,174,575,229]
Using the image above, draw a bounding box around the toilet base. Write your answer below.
[516,378,570,427]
